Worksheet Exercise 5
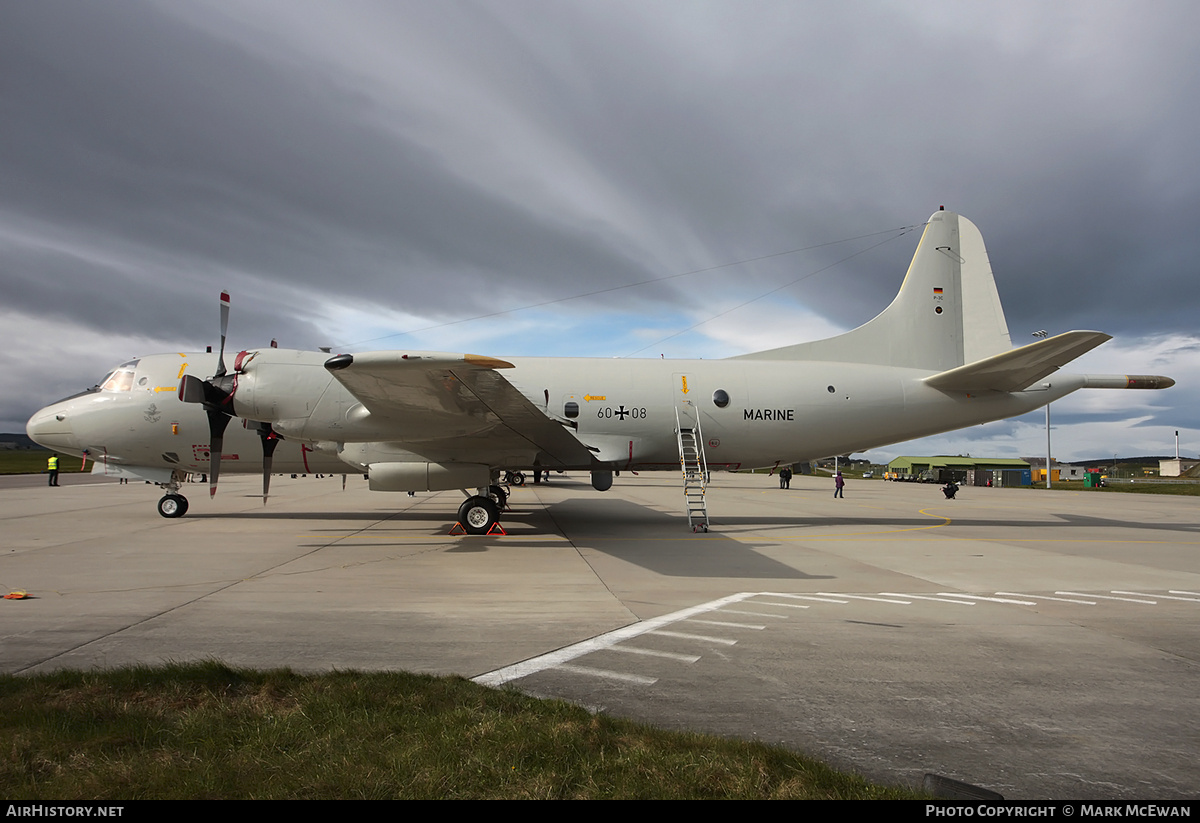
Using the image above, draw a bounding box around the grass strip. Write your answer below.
[1,662,916,799]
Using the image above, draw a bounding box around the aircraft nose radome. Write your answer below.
[26,406,81,453]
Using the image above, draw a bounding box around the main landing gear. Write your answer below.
[456,484,509,535]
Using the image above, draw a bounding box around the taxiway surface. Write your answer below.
[2,471,1197,799]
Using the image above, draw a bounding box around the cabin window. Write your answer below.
[564,401,579,419]
[712,389,730,408]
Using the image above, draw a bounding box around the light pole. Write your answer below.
[1033,330,1051,488]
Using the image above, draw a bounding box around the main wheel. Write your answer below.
[458,496,500,535]
[506,471,525,486]
[157,494,189,518]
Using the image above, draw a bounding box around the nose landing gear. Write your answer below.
[157,493,189,518]
[156,471,190,518]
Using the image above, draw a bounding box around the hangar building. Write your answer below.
[885,456,1031,486]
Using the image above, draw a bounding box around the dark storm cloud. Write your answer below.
[7,1,1197,332]
[0,1,676,327]
[3,0,1199,438]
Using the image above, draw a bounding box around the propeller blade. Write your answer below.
[206,409,232,498]
[216,291,230,378]
[259,426,281,504]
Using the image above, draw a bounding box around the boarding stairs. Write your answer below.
[674,403,710,532]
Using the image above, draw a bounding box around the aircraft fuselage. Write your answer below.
[28,348,1080,479]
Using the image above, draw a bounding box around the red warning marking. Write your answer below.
[448,521,508,536]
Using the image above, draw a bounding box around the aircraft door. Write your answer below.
[671,372,698,427]
[671,369,744,471]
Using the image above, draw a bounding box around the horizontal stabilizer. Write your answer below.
[923,331,1112,392]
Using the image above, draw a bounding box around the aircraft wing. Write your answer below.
[324,352,594,467]
[923,330,1112,393]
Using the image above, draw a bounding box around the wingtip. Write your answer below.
[1131,375,1176,390]
[464,354,515,369]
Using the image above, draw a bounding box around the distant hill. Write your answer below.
[1074,456,1192,464]
[0,433,41,449]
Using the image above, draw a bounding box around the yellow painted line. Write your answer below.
[295,534,569,541]
[295,508,958,543]
[732,508,953,541]
[154,386,176,393]
[963,537,1200,545]
[177,363,188,379]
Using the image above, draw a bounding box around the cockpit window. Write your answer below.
[100,370,134,392]
[98,360,140,393]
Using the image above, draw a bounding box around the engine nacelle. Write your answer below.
[368,462,491,492]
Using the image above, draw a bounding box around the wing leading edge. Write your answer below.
[325,351,594,467]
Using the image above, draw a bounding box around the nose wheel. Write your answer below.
[157,494,189,518]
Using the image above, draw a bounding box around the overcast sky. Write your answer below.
[3,0,1197,462]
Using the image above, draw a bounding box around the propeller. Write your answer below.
[178,292,237,498]
[255,422,281,504]
[178,291,284,502]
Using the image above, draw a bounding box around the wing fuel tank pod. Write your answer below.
[1082,374,1176,389]
[368,462,492,492]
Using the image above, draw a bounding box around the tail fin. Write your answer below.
[734,209,1013,369]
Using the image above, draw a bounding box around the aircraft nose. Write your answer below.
[26,405,82,453]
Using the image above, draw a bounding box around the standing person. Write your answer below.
[782,467,792,489]
[834,470,845,498]
[47,454,59,487]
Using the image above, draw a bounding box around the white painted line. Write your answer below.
[762,592,849,604]
[817,592,912,604]
[940,593,1037,605]
[555,664,658,685]
[473,591,756,686]
[606,646,701,663]
[748,600,810,610]
[687,619,766,630]
[996,592,1096,605]
[1169,590,1200,597]
[1056,591,1157,604]
[879,592,975,605]
[1114,590,1200,602]
[651,630,739,645]
[716,608,789,619]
